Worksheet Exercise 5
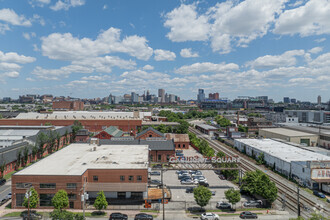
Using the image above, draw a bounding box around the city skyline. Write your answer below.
[0,0,330,101]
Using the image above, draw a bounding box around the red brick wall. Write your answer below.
[174,141,190,150]
[52,101,84,111]
[138,130,163,140]
[0,119,142,133]
[85,169,148,183]
[149,150,175,163]
[93,131,112,139]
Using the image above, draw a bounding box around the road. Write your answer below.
[0,180,11,202]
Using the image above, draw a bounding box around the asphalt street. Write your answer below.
[0,180,11,203]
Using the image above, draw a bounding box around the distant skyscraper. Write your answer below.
[158,89,165,103]
[283,97,290,104]
[290,98,296,104]
[318,95,321,105]
[131,92,138,103]
[197,89,205,103]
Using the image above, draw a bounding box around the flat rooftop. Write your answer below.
[196,124,218,130]
[235,139,330,163]
[260,128,317,137]
[15,143,149,176]
[14,111,151,120]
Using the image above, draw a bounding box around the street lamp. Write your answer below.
[25,186,33,220]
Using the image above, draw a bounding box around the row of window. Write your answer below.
[119,175,142,182]
[16,183,77,189]
[150,154,171,162]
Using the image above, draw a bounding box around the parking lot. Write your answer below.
[149,147,251,210]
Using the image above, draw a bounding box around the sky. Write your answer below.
[0,0,329,102]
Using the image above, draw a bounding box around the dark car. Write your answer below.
[149,180,162,185]
[216,202,231,209]
[313,191,326,198]
[218,175,226,180]
[198,182,209,187]
[109,212,128,220]
[0,179,6,186]
[240,211,258,219]
[22,213,42,220]
[149,171,160,176]
[153,164,162,169]
[186,187,195,193]
[134,213,153,220]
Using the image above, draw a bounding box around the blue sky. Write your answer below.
[0,0,329,102]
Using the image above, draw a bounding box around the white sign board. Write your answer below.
[311,169,330,180]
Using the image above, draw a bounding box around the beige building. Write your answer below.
[259,128,319,146]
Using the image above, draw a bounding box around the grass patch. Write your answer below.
[71,212,106,217]
[3,211,46,218]
[140,210,159,213]
[5,202,11,209]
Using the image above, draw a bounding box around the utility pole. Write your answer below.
[161,168,165,220]
[297,186,301,217]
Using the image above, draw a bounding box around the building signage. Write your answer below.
[311,169,330,180]
[169,156,240,164]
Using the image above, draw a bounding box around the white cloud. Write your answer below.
[50,0,85,11]
[23,32,36,40]
[180,48,199,58]
[41,27,153,61]
[103,5,108,10]
[0,24,10,34]
[0,51,36,64]
[315,38,326,43]
[246,49,305,69]
[26,77,36,82]
[274,0,330,36]
[308,47,323,54]
[164,4,210,42]
[29,0,51,7]
[142,65,154,71]
[174,62,239,75]
[0,8,32,27]
[121,70,170,80]
[154,49,176,61]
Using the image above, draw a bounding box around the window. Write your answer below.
[16,183,31,189]
[183,144,185,148]
[40,183,56,189]
[166,155,170,162]
[16,194,25,207]
[68,194,77,200]
[178,144,181,148]
[150,155,153,162]
[137,176,142,182]
[128,176,134,181]
[67,183,77,189]
[40,194,54,206]
[149,134,152,137]
[120,176,125,181]
[158,154,161,161]
[302,168,305,173]
[131,192,143,199]
[93,176,98,182]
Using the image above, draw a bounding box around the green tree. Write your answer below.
[0,114,2,119]
[32,145,38,162]
[56,132,61,151]
[225,189,241,209]
[50,210,83,220]
[93,191,108,211]
[0,157,5,179]
[193,185,212,210]
[15,149,22,170]
[23,187,39,209]
[36,132,48,158]
[71,120,83,142]
[256,153,265,165]
[52,190,69,210]
[309,212,329,220]
[238,125,248,133]
[215,116,231,127]
[64,130,69,144]
[241,170,277,204]
[23,146,29,166]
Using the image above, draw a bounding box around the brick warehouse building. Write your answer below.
[165,133,190,150]
[53,100,84,111]
[0,111,151,133]
[12,143,149,209]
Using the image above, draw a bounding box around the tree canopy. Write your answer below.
[93,191,108,211]
[215,115,231,127]
[193,185,212,209]
[241,170,277,204]
[52,190,69,210]
[225,188,241,208]
[23,188,39,209]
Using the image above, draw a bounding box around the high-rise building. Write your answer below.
[318,95,321,105]
[131,92,139,103]
[256,96,268,103]
[197,89,205,103]
[209,93,219,100]
[169,94,175,103]
[290,98,296,104]
[283,97,290,104]
[158,89,165,103]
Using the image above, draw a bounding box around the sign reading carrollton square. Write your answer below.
[169,156,240,164]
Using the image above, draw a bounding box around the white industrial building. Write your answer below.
[234,139,330,192]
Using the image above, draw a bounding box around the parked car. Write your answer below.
[181,179,194,185]
[313,191,326,198]
[218,175,226,180]
[178,173,191,179]
[192,171,203,176]
[186,187,195,193]
[200,212,220,220]
[239,211,258,219]
[214,170,221,175]
[243,200,262,208]
[326,198,330,203]
[198,182,209,187]
[5,192,11,200]
[196,179,208,185]
[149,180,162,185]
[211,191,216,196]
[149,171,160,176]
[190,170,201,174]
[153,164,162,169]
[134,213,153,220]
[0,179,6,186]
[216,202,231,209]
[109,212,128,220]
[22,212,42,220]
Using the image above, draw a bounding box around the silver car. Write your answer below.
[200,213,219,220]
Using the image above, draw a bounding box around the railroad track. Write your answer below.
[189,127,330,218]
